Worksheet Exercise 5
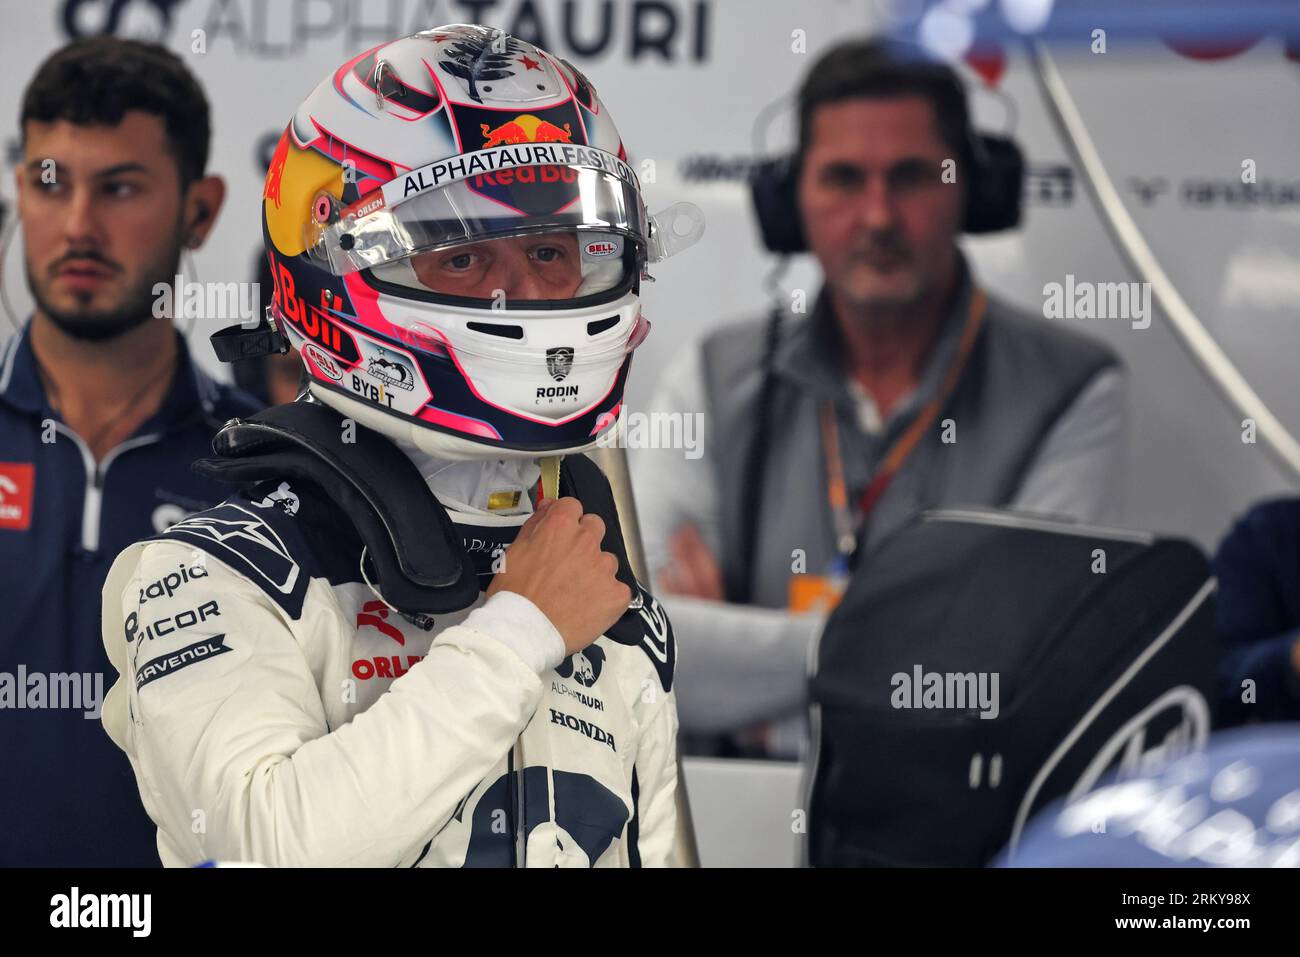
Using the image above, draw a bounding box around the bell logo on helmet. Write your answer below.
[302,343,343,382]
[546,347,575,382]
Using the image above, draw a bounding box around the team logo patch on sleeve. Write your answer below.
[157,503,307,618]
[135,634,232,690]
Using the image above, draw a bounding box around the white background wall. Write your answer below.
[2,0,1297,554]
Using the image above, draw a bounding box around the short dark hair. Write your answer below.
[20,36,211,188]
[797,38,971,159]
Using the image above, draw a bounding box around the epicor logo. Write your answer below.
[126,600,221,645]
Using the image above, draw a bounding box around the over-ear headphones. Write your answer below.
[749,130,1025,254]
[964,132,1024,233]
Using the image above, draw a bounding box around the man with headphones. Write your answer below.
[631,39,1127,758]
[0,37,258,864]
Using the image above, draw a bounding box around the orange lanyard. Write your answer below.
[820,289,987,563]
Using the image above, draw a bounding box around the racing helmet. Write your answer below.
[260,24,702,459]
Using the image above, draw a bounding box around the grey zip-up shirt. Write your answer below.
[629,271,1126,754]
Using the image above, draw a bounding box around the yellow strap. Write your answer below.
[539,455,562,502]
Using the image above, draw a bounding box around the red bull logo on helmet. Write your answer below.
[480,114,574,147]
[424,100,599,217]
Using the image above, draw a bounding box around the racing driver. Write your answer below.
[99,23,701,867]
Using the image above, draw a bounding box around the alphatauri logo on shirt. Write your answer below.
[252,481,300,516]
[556,645,605,688]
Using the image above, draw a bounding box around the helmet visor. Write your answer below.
[305,146,648,278]
[368,228,634,303]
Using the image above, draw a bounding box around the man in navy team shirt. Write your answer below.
[1213,498,1300,727]
[0,37,257,865]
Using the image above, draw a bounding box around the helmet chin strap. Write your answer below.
[538,455,561,502]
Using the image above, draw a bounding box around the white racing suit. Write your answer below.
[99,469,679,867]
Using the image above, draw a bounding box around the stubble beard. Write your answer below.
[835,262,932,332]
[27,229,184,342]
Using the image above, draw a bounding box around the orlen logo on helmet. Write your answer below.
[302,343,343,382]
[584,240,618,258]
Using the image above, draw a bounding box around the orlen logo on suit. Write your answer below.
[352,655,425,680]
